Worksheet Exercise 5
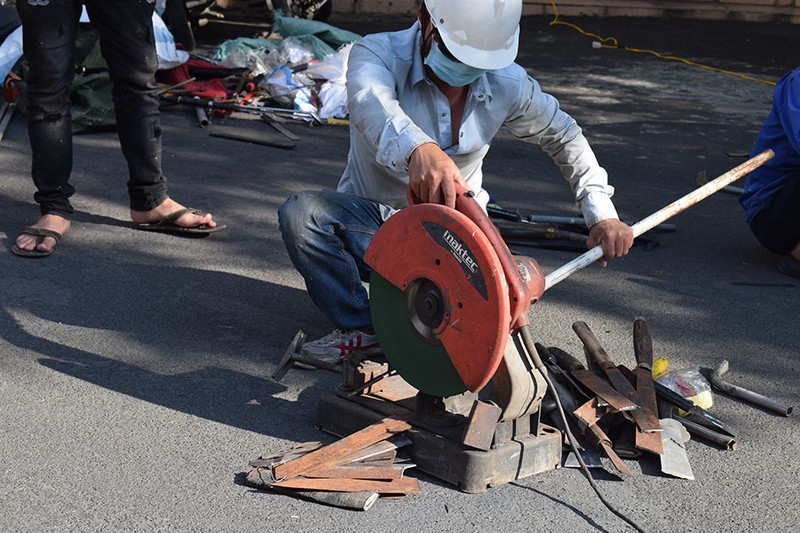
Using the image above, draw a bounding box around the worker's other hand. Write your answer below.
[587,219,634,267]
[408,142,466,209]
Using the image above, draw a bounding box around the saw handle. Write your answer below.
[407,183,532,328]
[572,321,616,373]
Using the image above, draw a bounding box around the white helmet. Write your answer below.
[424,0,521,70]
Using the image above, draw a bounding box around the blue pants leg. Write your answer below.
[278,190,396,331]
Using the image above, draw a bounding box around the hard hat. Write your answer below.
[424,0,521,70]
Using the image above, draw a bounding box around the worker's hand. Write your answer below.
[587,219,634,267]
[408,142,466,209]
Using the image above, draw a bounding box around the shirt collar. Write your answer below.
[409,21,428,88]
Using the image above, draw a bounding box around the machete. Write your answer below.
[573,321,661,433]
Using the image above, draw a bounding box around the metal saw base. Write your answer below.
[315,389,562,494]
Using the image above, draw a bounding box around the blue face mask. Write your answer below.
[424,41,487,87]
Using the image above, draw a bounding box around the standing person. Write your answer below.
[279,0,633,360]
[740,66,800,278]
[12,0,223,258]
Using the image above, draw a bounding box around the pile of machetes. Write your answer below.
[538,317,736,481]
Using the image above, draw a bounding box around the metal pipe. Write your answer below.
[675,416,736,450]
[161,95,322,124]
[194,106,209,127]
[710,359,793,416]
[544,150,775,291]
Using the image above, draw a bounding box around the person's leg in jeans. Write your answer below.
[84,0,219,231]
[13,0,81,255]
[278,190,395,356]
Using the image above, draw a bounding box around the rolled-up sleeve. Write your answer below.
[503,74,619,227]
[346,43,434,173]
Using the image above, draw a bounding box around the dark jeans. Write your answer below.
[750,171,800,255]
[17,0,167,218]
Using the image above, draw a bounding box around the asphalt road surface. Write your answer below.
[1,13,798,533]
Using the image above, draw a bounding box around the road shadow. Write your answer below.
[0,257,336,441]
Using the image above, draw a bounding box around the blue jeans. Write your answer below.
[17,0,167,218]
[278,190,396,331]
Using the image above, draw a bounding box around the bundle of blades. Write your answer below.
[537,344,634,478]
[572,321,664,458]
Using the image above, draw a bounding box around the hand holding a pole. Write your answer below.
[544,149,775,291]
[588,218,634,267]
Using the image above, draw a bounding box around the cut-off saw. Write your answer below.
[364,151,774,416]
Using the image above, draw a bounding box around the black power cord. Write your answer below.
[519,328,647,533]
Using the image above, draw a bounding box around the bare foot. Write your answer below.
[15,214,71,255]
[130,197,218,229]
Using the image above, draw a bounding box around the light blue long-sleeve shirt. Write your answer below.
[337,21,619,227]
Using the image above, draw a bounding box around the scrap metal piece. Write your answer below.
[461,400,502,451]
[659,418,694,480]
[209,126,297,150]
[573,397,634,478]
[272,331,342,381]
[710,359,794,416]
[571,369,639,412]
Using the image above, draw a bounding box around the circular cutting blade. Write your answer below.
[370,271,466,397]
[365,203,511,397]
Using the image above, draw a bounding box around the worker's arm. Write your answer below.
[502,74,618,221]
[347,39,467,208]
[346,40,435,182]
[502,70,632,261]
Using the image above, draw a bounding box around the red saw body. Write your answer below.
[365,186,545,397]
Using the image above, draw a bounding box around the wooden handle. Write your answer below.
[572,321,614,371]
[633,316,653,368]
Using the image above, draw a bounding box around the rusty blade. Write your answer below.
[632,318,664,453]
[598,439,635,478]
[571,369,638,412]
[573,397,634,478]
[573,321,661,433]
[572,396,610,427]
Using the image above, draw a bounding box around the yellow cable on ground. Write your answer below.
[547,0,777,86]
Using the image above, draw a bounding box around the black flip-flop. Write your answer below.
[133,208,226,235]
[11,226,63,258]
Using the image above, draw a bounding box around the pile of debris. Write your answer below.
[243,416,419,511]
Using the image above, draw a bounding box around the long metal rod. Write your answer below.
[544,149,774,291]
[710,359,793,416]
